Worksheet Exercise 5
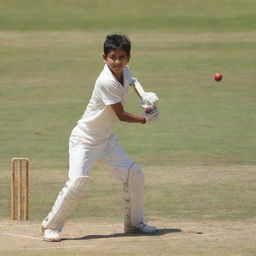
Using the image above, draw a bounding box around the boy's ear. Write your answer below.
[103,54,107,62]
[127,54,131,63]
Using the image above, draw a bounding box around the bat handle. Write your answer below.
[131,78,145,98]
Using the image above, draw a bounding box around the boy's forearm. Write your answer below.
[111,102,146,124]
[119,112,146,124]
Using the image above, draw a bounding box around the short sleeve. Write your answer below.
[97,82,121,105]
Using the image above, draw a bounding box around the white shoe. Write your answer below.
[125,222,157,234]
[41,226,61,242]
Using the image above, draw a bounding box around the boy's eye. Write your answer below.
[119,55,126,60]
[110,55,116,60]
[109,55,127,61]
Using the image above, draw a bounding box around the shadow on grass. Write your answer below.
[62,228,182,241]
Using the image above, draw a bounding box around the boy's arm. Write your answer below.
[111,102,159,124]
[111,102,146,124]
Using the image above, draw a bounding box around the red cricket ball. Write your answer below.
[214,72,222,82]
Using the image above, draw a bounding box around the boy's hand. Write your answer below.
[142,92,159,106]
[141,103,154,113]
[143,106,159,123]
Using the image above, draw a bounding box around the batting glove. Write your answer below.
[142,92,159,106]
[143,106,159,123]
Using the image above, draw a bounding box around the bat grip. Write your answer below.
[131,78,145,98]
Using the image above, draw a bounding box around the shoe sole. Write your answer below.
[42,237,62,242]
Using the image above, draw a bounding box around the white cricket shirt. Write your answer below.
[76,64,132,144]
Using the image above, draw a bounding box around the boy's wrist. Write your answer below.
[142,117,147,124]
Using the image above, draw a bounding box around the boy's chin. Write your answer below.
[111,67,123,75]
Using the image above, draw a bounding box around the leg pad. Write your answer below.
[42,176,91,232]
[124,162,144,231]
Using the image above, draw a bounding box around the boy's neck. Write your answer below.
[116,74,123,84]
[111,70,123,85]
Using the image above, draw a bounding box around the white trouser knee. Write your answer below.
[124,162,144,228]
[42,176,91,232]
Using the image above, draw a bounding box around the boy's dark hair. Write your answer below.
[104,34,131,56]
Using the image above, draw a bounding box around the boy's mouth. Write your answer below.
[113,66,123,71]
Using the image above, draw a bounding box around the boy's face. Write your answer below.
[103,49,130,78]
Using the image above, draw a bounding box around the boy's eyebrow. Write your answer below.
[109,53,127,57]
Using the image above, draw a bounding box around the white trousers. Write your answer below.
[68,126,134,183]
[42,126,144,231]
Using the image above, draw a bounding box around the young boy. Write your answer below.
[41,34,159,242]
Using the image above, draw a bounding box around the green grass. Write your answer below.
[1,166,256,222]
[1,31,255,170]
[1,0,256,32]
[0,0,256,226]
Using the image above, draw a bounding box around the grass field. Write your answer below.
[0,0,256,255]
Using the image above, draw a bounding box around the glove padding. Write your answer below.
[142,92,159,106]
[143,106,159,123]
